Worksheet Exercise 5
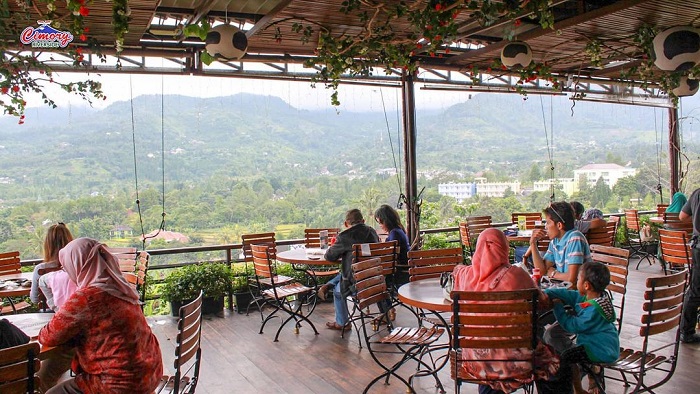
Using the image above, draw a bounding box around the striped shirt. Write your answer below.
[543,229,592,273]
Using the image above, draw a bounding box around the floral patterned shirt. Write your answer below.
[39,286,163,394]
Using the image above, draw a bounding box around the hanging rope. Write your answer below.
[653,108,664,203]
[129,76,147,250]
[539,95,555,202]
[379,88,403,208]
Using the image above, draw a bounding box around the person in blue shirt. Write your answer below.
[530,201,593,288]
[374,204,410,286]
[541,261,620,394]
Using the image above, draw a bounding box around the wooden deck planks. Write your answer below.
[148,257,700,393]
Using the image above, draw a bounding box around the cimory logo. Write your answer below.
[20,20,74,48]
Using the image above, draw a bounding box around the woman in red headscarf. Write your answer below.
[452,228,559,394]
[39,238,162,394]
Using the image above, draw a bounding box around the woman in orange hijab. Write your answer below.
[453,228,559,394]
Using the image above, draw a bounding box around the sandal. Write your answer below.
[325,321,351,331]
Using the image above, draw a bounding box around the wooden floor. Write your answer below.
[148,257,700,394]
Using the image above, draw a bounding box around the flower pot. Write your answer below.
[171,296,224,317]
[232,291,254,314]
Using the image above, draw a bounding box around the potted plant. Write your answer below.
[231,263,254,314]
[161,262,232,316]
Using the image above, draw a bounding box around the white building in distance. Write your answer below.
[474,177,521,198]
[573,163,636,189]
[438,182,477,202]
[534,178,576,196]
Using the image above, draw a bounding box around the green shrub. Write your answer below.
[161,262,232,302]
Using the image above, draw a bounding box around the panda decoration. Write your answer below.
[672,76,699,97]
[205,24,248,60]
[652,26,700,71]
[501,41,533,69]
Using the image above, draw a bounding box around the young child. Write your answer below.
[543,261,620,394]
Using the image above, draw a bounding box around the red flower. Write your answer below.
[438,53,443,58]
[11,85,19,93]
[514,19,522,27]
[79,6,89,16]
[0,87,8,94]
[76,47,83,54]
[80,34,87,42]
[501,64,507,70]
[434,35,442,41]
[486,67,492,73]
[445,48,451,54]
[430,52,435,57]
[435,4,443,11]
[84,27,90,33]
[416,43,423,49]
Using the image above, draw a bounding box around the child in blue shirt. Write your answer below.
[543,261,620,394]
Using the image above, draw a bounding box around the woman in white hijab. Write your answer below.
[39,238,163,394]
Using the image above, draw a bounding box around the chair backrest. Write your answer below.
[450,289,539,389]
[408,247,463,282]
[0,251,21,276]
[586,220,617,247]
[172,291,203,394]
[638,270,686,340]
[36,265,62,311]
[656,203,669,217]
[0,342,41,394]
[590,245,630,332]
[107,247,138,273]
[351,258,389,311]
[250,244,276,282]
[352,241,398,278]
[459,216,492,254]
[659,229,692,271]
[241,233,276,262]
[511,213,542,229]
[624,209,642,232]
[304,228,340,248]
[662,212,693,234]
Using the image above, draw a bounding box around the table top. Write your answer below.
[2,312,54,339]
[276,248,338,266]
[649,216,664,224]
[0,272,32,298]
[398,278,452,313]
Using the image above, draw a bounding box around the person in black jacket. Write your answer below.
[321,209,379,331]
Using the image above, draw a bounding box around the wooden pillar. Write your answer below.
[401,70,419,248]
[669,107,680,194]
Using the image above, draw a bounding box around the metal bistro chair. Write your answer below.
[450,289,539,394]
[351,257,445,394]
[408,247,463,329]
[157,291,203,394]
[624,209,655,269]
[36,265,61,312]
[0,251,30,314]
[511,212,543,229]
[250,244,318,342]
[0,342,41,394]
[602,270,688,394]
[658,229,692,275]
[110,247,151,305]
[662,212,693,235]
[240,233,291,317]
[590,245,630,332]
[586,220,617,247]
[303,228,341,299]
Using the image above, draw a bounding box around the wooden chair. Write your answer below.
[107,247,150,305]
[0,251,30,314]
[352,241,399,293]
[586,220,617,247]
[240,233,288,317]
[302,228,341,286]
[107,246,138,273]
[511,212,543,229]
[407,247,463,282]
[658,229,692,276]
[351,257,445,393]
[624,209,655,269]
[250,244,318,342]
[608,215,621,246]
[590,245,630,332]
[662,212,693,234]
[458,216,492,256]
[450,289,539,394]
[36,265,61,312]
[656,203,669,217]
[604,270,687,393]
[156,291,203,394]
[0,342,40,394]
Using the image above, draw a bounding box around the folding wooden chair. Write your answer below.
[450,289,539,394]
[511,212,543,229]
[157,291,203,394]
[662,212,693,235]
[0,342,40,394]
[303,228,341,290]
[36,265,61,312]
[352,241,399,294]
[351,257,445,393]
[408,247,462,282]
[656,203,669,217]
[624,209,655,269]
[658,229,692,275]
[603,270,687,393]
[590,245,630,332]
[458,216,492,257]
[241,233,290,317]
[586,220,617,247]
[251,244,318,342]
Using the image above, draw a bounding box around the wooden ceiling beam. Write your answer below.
[446,0,654,64]
[246,0,293,38]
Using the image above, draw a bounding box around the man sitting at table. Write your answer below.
[571,202,605,234]
[320,209,379,331]
[530,201,592,288]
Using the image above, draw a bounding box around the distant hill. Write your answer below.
[0,91,697,204]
